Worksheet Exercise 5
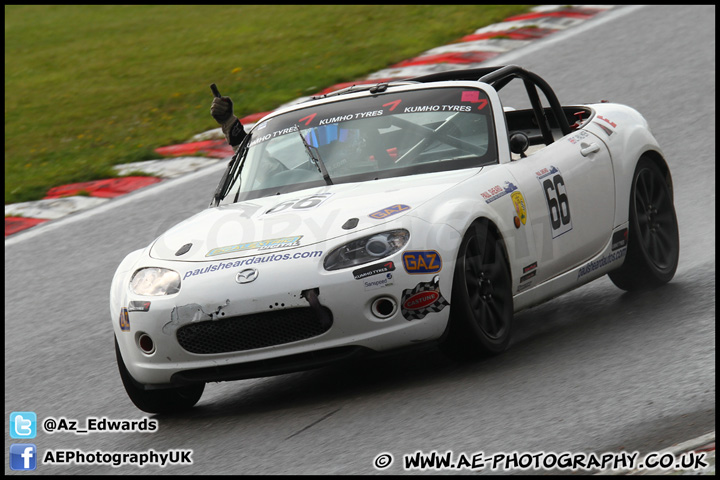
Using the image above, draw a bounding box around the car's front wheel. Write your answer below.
[115,337,204,414]
[441,220,513,360]
[609,157,679,291]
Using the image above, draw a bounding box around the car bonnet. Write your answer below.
[148,168,479,262]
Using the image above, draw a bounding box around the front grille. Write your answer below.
[176,307,332,354]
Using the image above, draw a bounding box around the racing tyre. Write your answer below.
[609,158,679,291]
[441,220,513,360]
[115,337,204,414]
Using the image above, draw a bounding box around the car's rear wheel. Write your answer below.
[115,337,204,414]
[441,220,513,360]
[609,158,679,291]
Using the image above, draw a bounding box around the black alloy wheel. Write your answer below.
[441,220,513,360]
[609,157,679,291]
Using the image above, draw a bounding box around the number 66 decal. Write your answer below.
[264,193,333,215]
[540,171,572,238]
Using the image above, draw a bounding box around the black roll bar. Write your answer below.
[410,65,573,141]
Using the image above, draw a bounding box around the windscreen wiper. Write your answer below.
[210,82,251,206]
[211,132,251,206]
[296,125,333,185]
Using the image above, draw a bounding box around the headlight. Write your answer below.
[130,267,181,296]
[324,229,409,271]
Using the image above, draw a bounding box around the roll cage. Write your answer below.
[410,65,573,145]
[312,65,575,150]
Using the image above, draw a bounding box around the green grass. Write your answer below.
[5,5,532,204]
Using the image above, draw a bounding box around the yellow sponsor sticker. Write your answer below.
[206,235,302,257]
[511,191,527,225]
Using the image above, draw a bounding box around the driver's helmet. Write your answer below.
[307,124,365,172]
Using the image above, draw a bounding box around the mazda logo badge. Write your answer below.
[235,268,259,284]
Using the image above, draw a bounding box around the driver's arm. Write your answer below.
[211,96,246,150]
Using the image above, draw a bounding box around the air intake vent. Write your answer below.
[176,307,332,354]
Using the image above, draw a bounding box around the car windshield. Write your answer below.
[217,86,497,205]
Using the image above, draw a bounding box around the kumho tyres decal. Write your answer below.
[353,261,395,280]
[401,275,450,321]
[253,88,492,148]
[206,235,303,257]
[184,250,323,280]
[127,301,151,312]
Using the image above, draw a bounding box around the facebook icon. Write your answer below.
[10,444,37,470]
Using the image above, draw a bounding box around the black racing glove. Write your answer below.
[211,96,235,124]
[211,96,246,147]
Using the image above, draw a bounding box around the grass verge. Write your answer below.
[5,5,532,204]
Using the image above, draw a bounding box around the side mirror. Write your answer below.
[509,132,529,157]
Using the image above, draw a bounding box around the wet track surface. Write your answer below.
[5,5,715,475]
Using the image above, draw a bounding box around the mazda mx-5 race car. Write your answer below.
[110,65,679,413]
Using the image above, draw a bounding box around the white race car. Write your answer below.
[110,66,679,413]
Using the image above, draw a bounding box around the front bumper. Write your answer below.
[111,227,459,387]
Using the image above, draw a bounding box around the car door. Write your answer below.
[506,129,614,284]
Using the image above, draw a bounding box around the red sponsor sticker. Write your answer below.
[403,291,440,310]
[461,91,488,109]
[461,91,480,102]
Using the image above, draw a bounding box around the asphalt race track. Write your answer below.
[5,5,715,475]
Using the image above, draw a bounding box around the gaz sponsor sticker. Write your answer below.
[369,204,411,219]
[119,308,130,332]
[400,275,450,320]
[402,250,442,274]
